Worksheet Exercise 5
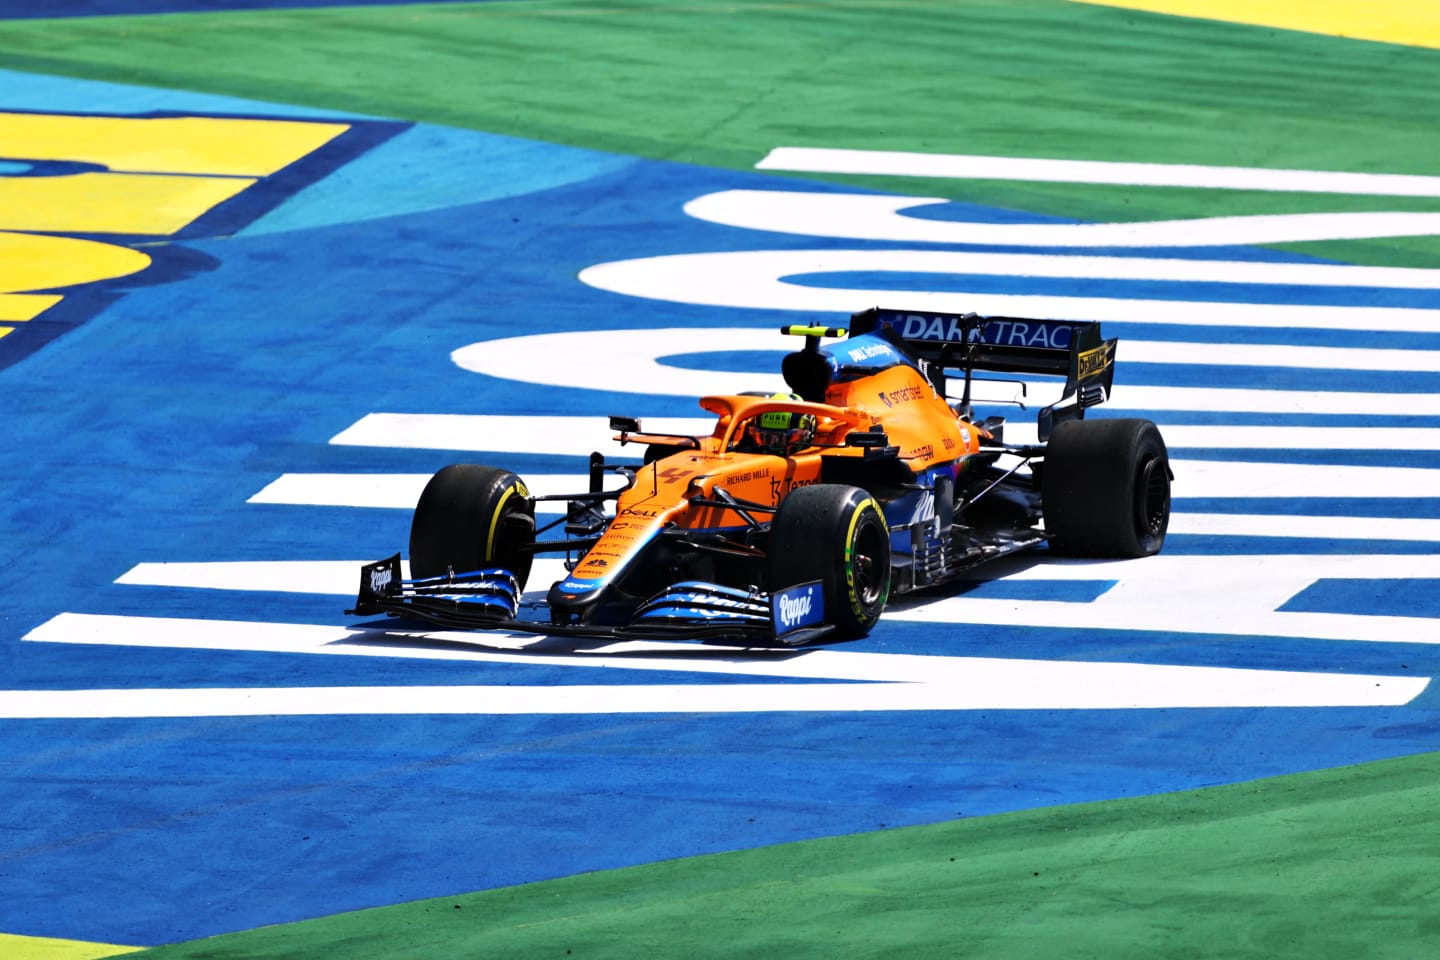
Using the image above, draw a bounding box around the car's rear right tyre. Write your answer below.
[769,483,891,639]
[1042,418,1171,558]
[409,464,535,587]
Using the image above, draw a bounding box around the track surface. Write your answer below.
[1,1,1438,955]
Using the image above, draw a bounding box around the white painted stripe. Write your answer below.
[248,473,429,508]
[957,553,1440,580]
[0,669,1421,719]
[331,414,1440,454]
[1021,423,1440,451]
[1120,340,1440,373]
[454,327,1440,401]
[891,597,1440,646]
[16,613,1426,714]
[248,473,622,509]
[1174,459,1440,498]
[118,559,401,595]
[111,528,1440,604]
[117,558,574,596]
[688,190,1440,250]
[103,525,1421,605]
[330,413,711,456]
[248,458,1440,509]
[1168,513,1440,542]
[1157,423,1440,451]
[1106,384,1440,417]
[108,552,1440,649]
[756,147,1440,198]
[577,251,1440,334]
[892,553,1440,645]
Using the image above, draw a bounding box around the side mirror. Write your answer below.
[609,415,642,434]
[846,427,890,448]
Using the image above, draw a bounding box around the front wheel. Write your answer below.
[1041,418,1171,557]
[769,484,891,639]
[409,464,535,586]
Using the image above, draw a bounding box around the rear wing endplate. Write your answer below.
[849,307,1117,439]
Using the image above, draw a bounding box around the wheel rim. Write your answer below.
[851,518,889,609]
[1135,456,1171,536]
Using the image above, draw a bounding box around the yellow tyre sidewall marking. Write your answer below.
[487,481,530,560]
[845,497,885,622]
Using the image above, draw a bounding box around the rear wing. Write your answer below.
[849,307,1117,440]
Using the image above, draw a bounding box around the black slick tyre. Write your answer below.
[769,484,891,639]
[1041,418,1171,558]
[409,464,535,587]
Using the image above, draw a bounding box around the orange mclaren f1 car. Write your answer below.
[350,307,1172,645]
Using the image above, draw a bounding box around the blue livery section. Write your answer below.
[880,309,1080,350]
[772,580,825,637]
[824,332,910,380]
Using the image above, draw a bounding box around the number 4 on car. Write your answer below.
[349,307,1172,646]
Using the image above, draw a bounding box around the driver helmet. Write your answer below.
[751,392,817,454]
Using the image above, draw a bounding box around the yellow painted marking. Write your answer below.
[0,293,62,321]
[0,112,350,177]
[0,326,12,340]
[0,933,143,960]
[0,233,150,295]
[0,171,255,235]
[1073,0,1440,49]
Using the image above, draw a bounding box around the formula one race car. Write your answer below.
[350,307,1172,645]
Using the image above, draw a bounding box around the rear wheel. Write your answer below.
[769,484,891,639]
[409,464,535,587]
[1041,418,1170,557]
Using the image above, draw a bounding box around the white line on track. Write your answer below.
[687,190,1440,249]
[248,473,626,509]
[576,251,1440,334]
[115,548,1440,614]
[889,554,1440,645]
[329,413,1440,454]
[1120,340,1440,373]
[330,414,713,456]
[110,554,1440,647]
[755,147,1440,197]
[444,327,1440,401]
[1165,513,1440,542]
[248,458,1440,510]
[14,612,1427,716]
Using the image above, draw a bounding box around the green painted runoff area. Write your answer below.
[1,0,1439,266]
[128,750,1439,959]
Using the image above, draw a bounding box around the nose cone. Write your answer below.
[547,574,607,623]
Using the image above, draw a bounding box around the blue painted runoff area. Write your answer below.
[3,73,1439,946]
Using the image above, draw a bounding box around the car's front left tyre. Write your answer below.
[409,464,535,587]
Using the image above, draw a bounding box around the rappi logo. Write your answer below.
[773,582,823,631]
[368,565,394,594]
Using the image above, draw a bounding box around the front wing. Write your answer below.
[347,555,832,646]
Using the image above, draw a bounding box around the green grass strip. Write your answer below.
[0,0,1432,172]
[3,1,1439,266]
[6,0,1440,265]
[131,750,1440,959]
